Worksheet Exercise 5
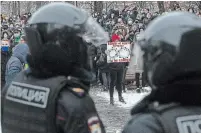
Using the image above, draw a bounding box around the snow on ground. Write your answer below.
[96,87,151,109]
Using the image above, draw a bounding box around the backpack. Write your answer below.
[96,53,106,67]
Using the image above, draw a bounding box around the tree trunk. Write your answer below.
[138,1,146,8]
[17,1,20,15]
[198,1,201,10]
[157,1,165,14]
[169,1,177,11]
[65,1,74,5]
[36,1,42,10]
[11,2,16,15]
[75,1,77,7]
[123,1,126,8]
[26,1,32,12]
[94,1,103,14]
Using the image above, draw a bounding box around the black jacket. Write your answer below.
[56,86,106,133]
[109,62,126,71]
[1,51,10,87]
[123,80,201,133]
[123,104,201,133]
[2,70,106,133]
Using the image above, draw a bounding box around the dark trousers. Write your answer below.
[135,72,146,88]
[99,70,103,85]
[109,68,124,98]
[135,72,140,88]
[122,67,127,91]
[1,52,10,89]
[141,72,146,87]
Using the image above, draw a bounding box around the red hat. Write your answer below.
[111,34,120,42]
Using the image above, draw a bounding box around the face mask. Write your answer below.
[103,15,107,19]
[136,34,140,40]
[3,34,8,38]
[112,21,115,25]
[10,25,13,28]
[111,14,114,18]
[14,33,20,37]
[118,19,122,23]
[128,21,133,25]
[147,14,151,19]
[189,10,193,13]
[182,8,186,11]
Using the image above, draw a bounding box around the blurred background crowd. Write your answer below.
[1,1,201,96]
[1,1,201,47]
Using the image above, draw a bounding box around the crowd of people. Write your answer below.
[94,4,201,43]
[1,13,31,87]
[90,4,201,105]
[1,2,201,133]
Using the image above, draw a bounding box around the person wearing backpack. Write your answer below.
[96,44,110,91]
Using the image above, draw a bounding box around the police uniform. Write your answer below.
[2,70,105,133]
[2,2,109,133]
[123,102,201,133]
[123,12,201,133]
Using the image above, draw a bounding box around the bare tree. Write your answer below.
[157,1,165,13]
[17,1,20,15]
[26,1,32,12]
[36,1,43,10]
[138,1,146,8]
[65,1,74,5]
[11,2,16,15]
[94,1,103,14]
[197,1,201,10]
[169,1,177,11]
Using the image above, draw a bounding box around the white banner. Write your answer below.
[107,42,131,63]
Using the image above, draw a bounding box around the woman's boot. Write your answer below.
[110,97,114,105]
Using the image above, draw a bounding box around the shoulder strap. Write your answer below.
[149,103,179,133]
[151,112,169,133]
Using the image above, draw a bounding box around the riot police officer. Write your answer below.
[2,3,109,133]
[123,12,201,133]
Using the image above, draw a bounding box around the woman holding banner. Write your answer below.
[108,37,126,105]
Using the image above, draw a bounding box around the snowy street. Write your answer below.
[90,86,150,133]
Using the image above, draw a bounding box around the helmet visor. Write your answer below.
[79,17,109,46]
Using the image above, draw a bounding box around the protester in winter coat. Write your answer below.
[10,29,22,47]
[5,43,29,86]
[108,39,126,105]
[96,44,110,91]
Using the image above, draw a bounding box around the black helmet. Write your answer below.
[132,12,201,90]
[25,3,109,80]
